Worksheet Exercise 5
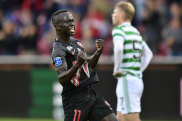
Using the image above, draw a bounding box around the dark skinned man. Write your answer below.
[51,10,118,121]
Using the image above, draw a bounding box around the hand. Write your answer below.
[113,71,124,78]
[77,49,87,66]
[96,39,104,52]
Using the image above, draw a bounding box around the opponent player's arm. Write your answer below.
[88,39,104,69]
[56,50,87,85]
[141,41,153,72]
[113,38,124,78]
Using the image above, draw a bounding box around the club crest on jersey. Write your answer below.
[54,57,62,66]
[77,42,83,47]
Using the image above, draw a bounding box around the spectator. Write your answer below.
[19,24,38,55]
[0,20,19,55]
[37,30,55,55]
[142,0,162,55]
[0,0,181,56]
[162,16,182,56]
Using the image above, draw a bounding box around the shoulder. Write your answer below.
[71,37,84,48]
[52,41,66,51]
[112,26,125,38]
[71,37,80,42]
[112,26,124,33]
[70,37,81,44]
[51,41,66,57]
[122,25,141,36]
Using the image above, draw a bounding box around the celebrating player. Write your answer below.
[51,10,118,121]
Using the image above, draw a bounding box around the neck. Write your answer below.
[56,32,70,42]
[120,20,131,25]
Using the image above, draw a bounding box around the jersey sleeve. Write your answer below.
[112,28,125,73]
[52,49,68,71]
[141,41,153,72]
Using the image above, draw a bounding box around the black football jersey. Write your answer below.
[51,38,99,97]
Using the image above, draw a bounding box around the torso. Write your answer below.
[51,38,99,98]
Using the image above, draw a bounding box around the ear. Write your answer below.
[120,11,126,20]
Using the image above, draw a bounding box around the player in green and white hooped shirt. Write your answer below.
[112,2,153,121]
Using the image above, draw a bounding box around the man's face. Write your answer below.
[112,7,124,26]
[56,12,75,36]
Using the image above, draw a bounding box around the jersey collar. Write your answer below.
[118,22,131,27]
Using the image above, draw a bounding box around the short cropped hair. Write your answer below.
[51,10,68,26]
[115,2,135,21]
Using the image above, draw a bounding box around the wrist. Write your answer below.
[96,50,102,55]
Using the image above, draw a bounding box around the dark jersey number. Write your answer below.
[132,40,142,60]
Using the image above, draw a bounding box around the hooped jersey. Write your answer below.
[112,23,145,78]
[51,38,99,97]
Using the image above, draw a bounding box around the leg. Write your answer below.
[89,89,117,121]
[116,78,125,121]
[119,75,143,121]
[117,111,125,121]
[101,113,118,121]
[124,112,140,121]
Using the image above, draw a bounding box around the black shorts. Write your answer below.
[63,86,114,121]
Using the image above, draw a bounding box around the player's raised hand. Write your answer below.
[96,39,104,51]
[77,49,87,66]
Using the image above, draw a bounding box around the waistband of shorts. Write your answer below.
[118,71,141,78]
[62,86,91,100]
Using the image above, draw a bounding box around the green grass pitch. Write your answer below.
[0,118,181,121]
[0,118,59,121]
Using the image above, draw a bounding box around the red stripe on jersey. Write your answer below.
[83,63,90,78]
[71,61,82,87]
[76,67,82,86]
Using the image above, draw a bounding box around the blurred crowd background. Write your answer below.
[0,0,182,56]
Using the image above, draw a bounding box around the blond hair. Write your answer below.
[115,2,135,21]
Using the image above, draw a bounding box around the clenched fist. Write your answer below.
[96,39,104,52]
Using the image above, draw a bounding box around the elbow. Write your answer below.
[90,64,96,69]
[145,49,153,61]
[117,48,123,53]
[88,60,96,69]
[150,50,153,60]
[56,70,68,85]
[58,78,66,86]
[57,72,67,86]
[114,47,123,53]
[58,77,64,85]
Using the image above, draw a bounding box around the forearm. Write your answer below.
[57,63,81,85]
[141,54,153,72]
[113,39,123,73]
[88,50,102,69]
[113,49,123,73]
[141,47,153,72]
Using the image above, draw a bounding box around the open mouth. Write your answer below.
[70,28,75,32]
[69,26,75,33]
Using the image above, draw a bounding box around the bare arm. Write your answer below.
[88,39,104,69]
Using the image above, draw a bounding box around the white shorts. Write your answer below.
[116,74,144,114]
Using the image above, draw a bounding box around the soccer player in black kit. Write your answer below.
[51,10,118,121]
